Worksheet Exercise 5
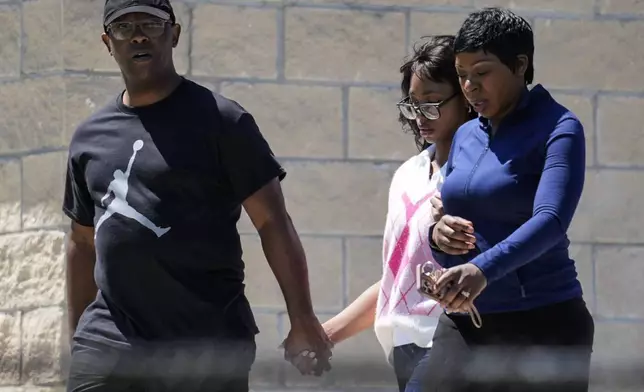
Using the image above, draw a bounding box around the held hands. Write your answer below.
[280,315,333,376]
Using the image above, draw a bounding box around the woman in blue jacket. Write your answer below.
[424,7,594,392]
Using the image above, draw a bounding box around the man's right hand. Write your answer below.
[432,215,477,255]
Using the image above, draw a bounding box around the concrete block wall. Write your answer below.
[0,0,643,390]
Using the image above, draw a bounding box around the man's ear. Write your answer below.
[171,23,181,48]
[101,33,112,56]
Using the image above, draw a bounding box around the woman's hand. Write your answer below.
[430,193,444,222]
[435,263,487,312]
[432,215,477,255]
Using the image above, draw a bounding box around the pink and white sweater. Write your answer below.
[374,147,445,360]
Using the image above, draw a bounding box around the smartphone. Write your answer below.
[416,262,450,301]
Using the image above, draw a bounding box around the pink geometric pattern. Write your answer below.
[377,187,441,319]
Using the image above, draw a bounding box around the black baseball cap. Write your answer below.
[103,0,176,26]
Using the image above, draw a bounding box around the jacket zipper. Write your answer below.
[464,144,489,195]
[464,131,527,298]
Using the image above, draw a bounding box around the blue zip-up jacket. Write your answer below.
[431,84,585,314]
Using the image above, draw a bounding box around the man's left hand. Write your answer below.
[281,315,333,376]
[435,263,487,312]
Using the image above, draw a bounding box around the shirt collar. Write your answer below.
[478,83,548,129]
[426,143,436,159]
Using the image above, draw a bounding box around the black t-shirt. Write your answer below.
[63,78,286,347]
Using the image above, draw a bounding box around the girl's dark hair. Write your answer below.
[399,35,475,151]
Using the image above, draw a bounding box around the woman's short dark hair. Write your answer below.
[454,7,534,85]
[399,35,474,151]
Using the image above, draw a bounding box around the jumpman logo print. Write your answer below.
[94,140,171,239]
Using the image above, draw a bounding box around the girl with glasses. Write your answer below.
[321,35,475,392]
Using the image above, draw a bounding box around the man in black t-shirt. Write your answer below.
[63,0,332,390]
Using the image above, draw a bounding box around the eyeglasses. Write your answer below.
[106,19,169,40]
[397,92,458,121]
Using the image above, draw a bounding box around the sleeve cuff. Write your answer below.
[470,256,499,283]
[428,224,444,253]
[236,167,287,204]
[62,207,95,227]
